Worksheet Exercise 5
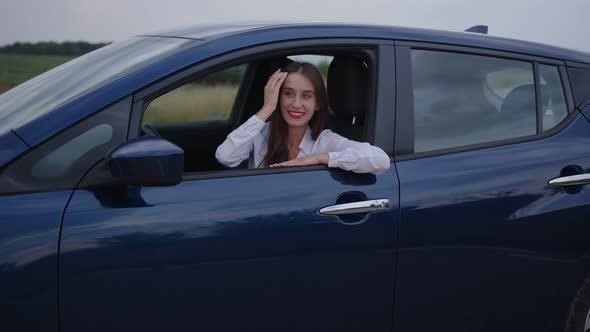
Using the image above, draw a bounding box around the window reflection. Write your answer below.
[0,37,195,134]
[412,50,537,152]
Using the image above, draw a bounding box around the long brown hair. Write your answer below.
[262,62,330,167]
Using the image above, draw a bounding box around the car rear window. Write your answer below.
[411,50,537,152]
[0,36,195,135]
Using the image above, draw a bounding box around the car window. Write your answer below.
[31,124,113,177]
[143,64,248,125]
[411,50,536,153]
[567,67,590,106]
[0,98,129,194]
[141,63,250,173]
[539,64,568,131]
[138,52,373,174]
[0,36,194,135]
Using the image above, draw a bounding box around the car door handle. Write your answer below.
[549,173,590,186]
[319,199,390,215]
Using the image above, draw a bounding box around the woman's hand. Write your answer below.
[256,69,288,121]
[269,153,329,168]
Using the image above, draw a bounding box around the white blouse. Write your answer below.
[215,115,391,175]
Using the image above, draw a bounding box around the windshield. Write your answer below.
[0,36,195,135]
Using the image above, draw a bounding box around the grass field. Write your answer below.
[144,84,239,124]
[0,53,75,93]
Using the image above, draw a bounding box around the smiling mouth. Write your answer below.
[287,110,305,119]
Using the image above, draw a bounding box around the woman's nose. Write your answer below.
[292,96,302,108]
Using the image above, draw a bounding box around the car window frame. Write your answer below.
[129,38,395,180]
[393,40,577,161]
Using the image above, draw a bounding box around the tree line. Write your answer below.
[0,41,110,56]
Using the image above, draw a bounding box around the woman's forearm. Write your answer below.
[255,106,275,122]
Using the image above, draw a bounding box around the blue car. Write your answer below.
[1,23,590,332]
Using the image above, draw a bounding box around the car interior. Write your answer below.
[141,51,372,173]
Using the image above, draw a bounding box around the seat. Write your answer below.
[500,84,537,119]
[327,55,369,141]
[500,84,550,124]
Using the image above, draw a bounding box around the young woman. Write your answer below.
[215,61,390,175]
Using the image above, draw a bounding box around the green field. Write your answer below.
[0,53,75,93]
[144,84,239,123]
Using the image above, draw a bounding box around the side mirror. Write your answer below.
[107,136,184,186]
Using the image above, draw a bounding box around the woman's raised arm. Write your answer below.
[216,69,287,168]
[215,115,265,167]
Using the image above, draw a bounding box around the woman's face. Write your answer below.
[279,72,319,128]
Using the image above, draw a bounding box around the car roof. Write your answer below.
[141,22,590,64]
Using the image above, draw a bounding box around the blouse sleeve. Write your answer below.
[215,115,266,167]
[319,130,391,175]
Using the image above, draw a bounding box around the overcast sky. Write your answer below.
[0,0,589,52]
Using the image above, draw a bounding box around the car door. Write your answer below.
[58,42,398,332]
[393,43,590,332]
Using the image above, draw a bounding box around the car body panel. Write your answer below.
[393,111,590,332]
[59,168,398,331]
[0,191,72,331]
[143,22,278,40]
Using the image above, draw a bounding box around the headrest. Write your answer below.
[501,84,549,116]
[327,56,369,120]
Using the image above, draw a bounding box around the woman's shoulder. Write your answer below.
[313,129,352,151]
[317,128,346,142]
[318,128,336,137]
